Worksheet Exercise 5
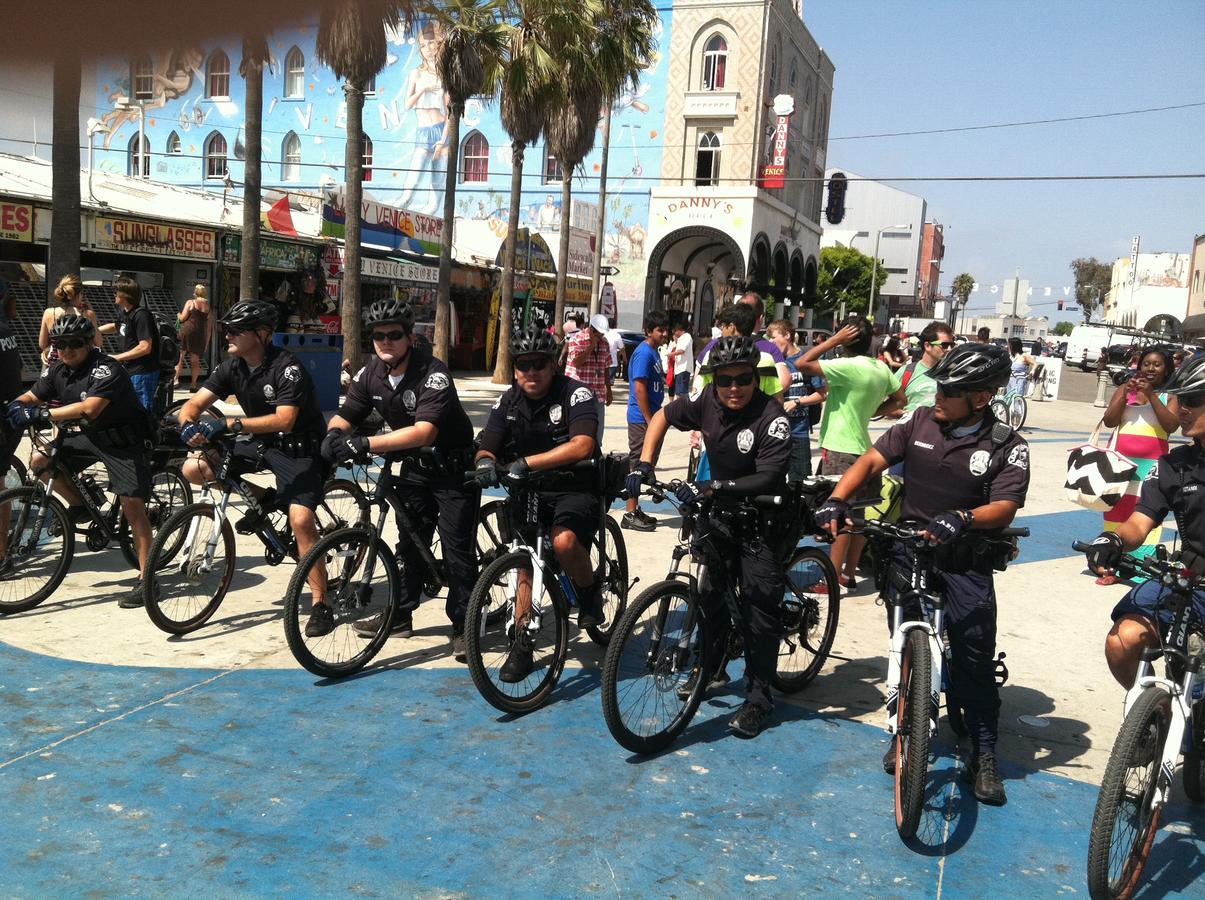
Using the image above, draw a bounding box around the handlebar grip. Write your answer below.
[751,495,784,509]
[999,527,1030,538]
[1072,540,1092,553]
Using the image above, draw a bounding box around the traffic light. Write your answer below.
[1057,300,1064,310]
[825,173,848,225]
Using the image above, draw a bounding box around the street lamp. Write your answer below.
[868,224,909,322]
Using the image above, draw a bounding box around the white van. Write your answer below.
[1065,324,1116,371]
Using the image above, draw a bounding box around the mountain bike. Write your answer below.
[463,455,630,714]
[0,420,192,614]
[141,433,369,635]
[857,518,1027,840]
[600,477,836,754]
[1072,543,1205,900]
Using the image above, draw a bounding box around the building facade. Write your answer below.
[917,221,944,316]
[1185,233,1205,339]
[818,169,927,321]
[1102,251,1190,329]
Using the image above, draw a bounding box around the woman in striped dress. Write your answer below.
[1098,346,1179,584]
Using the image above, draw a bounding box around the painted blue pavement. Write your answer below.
[3,642,1204,897]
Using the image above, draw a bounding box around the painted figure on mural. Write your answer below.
[395,21,449,215]
[100,48,206,150]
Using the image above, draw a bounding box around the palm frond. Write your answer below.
[316,0,417,85]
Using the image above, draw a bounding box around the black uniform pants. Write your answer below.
[393,477,480,626]
[889,544,1000,755]
[701,532,791,712]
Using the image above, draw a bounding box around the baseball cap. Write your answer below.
[590,313,609,332]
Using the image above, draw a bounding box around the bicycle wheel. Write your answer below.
[1183,697,1204,803]
[586,515,629,646]
[5,455,27,489]
[317,477,370,535]
[283,527,400,678]
[118,467,195,569]
[895,628,932,840]
[144,502,236,634]
[600,580,709,754]
[773,546,839,693]
[1009,394,1027,430]
[477,499,509,568]
[0,486,75,613]
[464,550,570,714]
[1086,687,1171,900]
[989,397,1008,423]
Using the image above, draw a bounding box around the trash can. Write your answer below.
[273,333,343,412]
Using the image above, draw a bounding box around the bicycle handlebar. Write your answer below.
[852,518,1029,544]
[1072,541,1205,588]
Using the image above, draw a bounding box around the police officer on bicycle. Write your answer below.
[176,300,332,637]
[816,343,1029,805]
[322,299,479,661]
[1084,353,1205,691]
[472,325,605,682]
[628,335,793,739]
[6,314,156,604]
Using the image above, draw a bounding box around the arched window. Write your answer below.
[702,35,727,91]
[461,131,489,183]
[361,134,373,182]
[364,73,377,95]
[206,50,230,99]
[282,131,302,182]
[166,131,182,155]
[789,59,798,96]
[131,56,154,101]
[767,41,779,95]
[284,47,305,99]
[817,97,829,143]
[695,131,721,186]
[204,131,227,180]
[542,144,563,185]
[127,133,150,177]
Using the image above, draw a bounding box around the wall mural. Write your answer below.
[93,15,672,315]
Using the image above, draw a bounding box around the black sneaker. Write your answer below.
[118,580,154,609]
[354,609,413,639]
[0,557,15,580]
[66,505,91,525]
[452,624,467,664]
[963,752,1007,805]
[304,603,335,638]
[499,631,534,683]
[577,585,605,630]
[883,740,897,775]
[621,510,656,532]
[235,489,277,535]
[676,666,729,700]
[728,702,771,739]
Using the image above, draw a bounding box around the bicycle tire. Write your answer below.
[773,546,840,693]
[464,550,570,714]
[1009,394,1027,430]
[117,467,195,570]
[5,455,28,489]
[989,397,1008,423]
[477,499,509,568]
[0,486,75,613]
[1183,696,1205,803]
[318,477,371,534]
[895,628,931,840]
[600,580,709,754]
[1086,687,1171,899]
[586,515,629,646]
[144,502,236,635]
[283,527,400,678]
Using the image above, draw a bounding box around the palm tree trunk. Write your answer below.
[589,106,611,318]
[342,82,365,369]
[492,140,525,383]
[239,52,263,302]
[48,54,81,302]
[554,162,572,338]
[434,104,461,364]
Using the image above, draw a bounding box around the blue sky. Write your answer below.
[804,0,1205,316]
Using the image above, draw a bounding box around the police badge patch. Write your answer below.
[968,449,990,476]
[92,365,112,379]
[264,384,276,401]
[403,389,417,412]
[549,405,563,424]
[283,365,302,382]
[1007,445,1029,470]
[425,372,449,391]
[767,416,790,440]
[737,429,755,453]
[570,387,593,406]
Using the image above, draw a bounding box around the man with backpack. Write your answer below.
[98,276,161,414]
[890,321,956,417]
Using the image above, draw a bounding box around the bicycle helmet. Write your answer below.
[509,324,559,358]
[49,313,96,343]
[700,335,760,373]
[1164,352,1205,398]
[924,342,1010,392]
[218,299,278,332]
[365,298,415,331]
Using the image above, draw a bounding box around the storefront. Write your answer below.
[220,234,329,332]
[360,255,439,340]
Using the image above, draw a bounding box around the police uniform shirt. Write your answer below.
[1135,443,1205,565]
[874,406,1030,521]
[338,349,474,451]
[30,349,146,430]
[115,305,160,376]
[0,314,22,403]
[663,386,791,482]
[202,344,326,438]
[477,374,598,462]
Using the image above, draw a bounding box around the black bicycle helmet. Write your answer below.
[1164,352,1205,397]
[365,298,415,330]
[509,324,559,358]
[49,313,96,343]
[700,335,760,374]
[924,342,1010,391]
[218,299,278,332]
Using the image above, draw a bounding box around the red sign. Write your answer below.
[759,95,795,190]
[0,202,33,242]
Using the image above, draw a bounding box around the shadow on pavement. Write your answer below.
[998,683,1094,776]
[1140,808,1205,897]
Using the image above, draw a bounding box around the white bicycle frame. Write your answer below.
[884,603,946,738]
[1123,662,1198,808]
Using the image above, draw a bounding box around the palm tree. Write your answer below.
[951,272,975,332]
[429,0,509,363]
[48,55,81,301]
[490,0,561,383]
[316,0,415,369]
[238,35,270,303]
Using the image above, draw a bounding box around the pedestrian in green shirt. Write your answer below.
[892,321,956,417]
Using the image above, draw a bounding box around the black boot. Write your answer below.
[576,581,605,630]
[963,752,1006,805]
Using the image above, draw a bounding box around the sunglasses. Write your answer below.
[223,327,249,338]
[372,330,409,343]
[713,371,756,388]
[1178,392,1205,409]
[930,341,956,349]
[514,356,551,373]
[937,384,969,399]
[51,337,88,350]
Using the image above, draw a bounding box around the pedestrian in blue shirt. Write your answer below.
[622,310,669,531]
[768,320,826,479]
